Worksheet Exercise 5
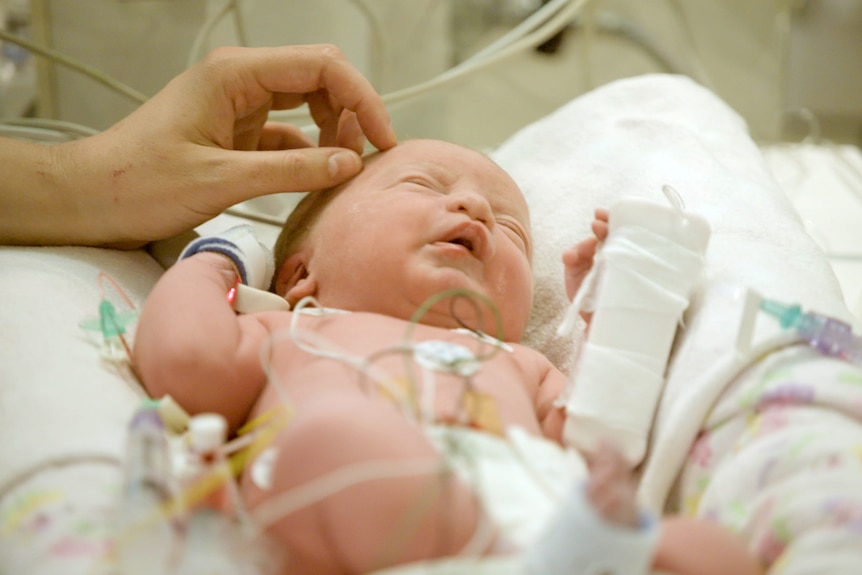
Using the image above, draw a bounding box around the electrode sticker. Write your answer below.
[250,447,278,491]
[414,340,480,377]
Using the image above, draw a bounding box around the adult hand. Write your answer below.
[1,44,397,248]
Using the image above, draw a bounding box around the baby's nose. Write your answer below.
[448,191,493,226]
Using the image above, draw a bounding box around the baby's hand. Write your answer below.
[562,208,608,301]
[585,440,640,529]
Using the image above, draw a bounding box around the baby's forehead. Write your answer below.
[365,140,526,201]
[365,139,494,175]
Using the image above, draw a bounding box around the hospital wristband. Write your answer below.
[178,224,274,290]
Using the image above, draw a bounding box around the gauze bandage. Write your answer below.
[523,481,659,575]
[558,195,710,466]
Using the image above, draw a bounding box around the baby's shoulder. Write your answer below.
[506,341,561,379]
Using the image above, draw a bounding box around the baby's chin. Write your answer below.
[408,292,527,343]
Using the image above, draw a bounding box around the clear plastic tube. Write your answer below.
[114,401,178,575]
[174,413,281,574]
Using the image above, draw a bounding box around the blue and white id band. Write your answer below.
[178,224,274,290]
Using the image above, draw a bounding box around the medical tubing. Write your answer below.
[186,0,253,69]
[665,0,717,91]
[0,28,148,104]
[271,0,589,122]
[249,458,444,533]
[174,413,280,574]
[373,0,586,108]
[114,401,179,575]
[404,288,505,363]
[0,117,99,139]
[176,419,279,573]
[561,213,708,466]
[760,299,862,366]
[468,0,581,64]
[181,414,254,531]
[187,0,237,68]
[260,296,415,420]
[799,314,862,365]
[344,0,387,87]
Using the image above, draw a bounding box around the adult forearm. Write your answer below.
[0,137,91,246]
[1,45,398,248]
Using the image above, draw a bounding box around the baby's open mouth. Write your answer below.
[448,238,474,253]
[438,222,487,259]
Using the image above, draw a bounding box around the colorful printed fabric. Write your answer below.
[676,344,862,573]
[0,461,119,575]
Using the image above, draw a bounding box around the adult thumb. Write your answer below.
[218,147,363,204]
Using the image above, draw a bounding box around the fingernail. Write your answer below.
[328,151,358,179]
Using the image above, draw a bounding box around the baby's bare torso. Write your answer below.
[249,309,556,438]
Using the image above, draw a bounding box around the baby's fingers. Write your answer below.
[563,236,598,301]
[585,442,639,527]
[592,208,609,241]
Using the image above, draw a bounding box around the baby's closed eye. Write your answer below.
[497,217,530,252]
[404,177,442,193]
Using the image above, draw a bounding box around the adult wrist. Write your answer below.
[0,137,88,246]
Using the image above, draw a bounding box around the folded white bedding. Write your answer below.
[491,73,853,511]
[0,247,161,488]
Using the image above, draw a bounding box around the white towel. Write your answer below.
[0,246,162,489]
[491,74,852,512]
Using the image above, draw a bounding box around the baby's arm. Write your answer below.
[654,518,764,575]
[134,252,271,433]
[531,353,568,443]
[534,208,609,441]
[585,441,640,528]
[582,443,763,575]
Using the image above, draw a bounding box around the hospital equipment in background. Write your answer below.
[0,0,34,120]
[1,0,861,146]
[115,401,178,575]
[760,298,862,366]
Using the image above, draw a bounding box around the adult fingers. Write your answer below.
[258,122,316,151]
[335,110,366,154]
[306,88,342,148]
[225,45,396,150]
[311,100,365,154]
[212,146,363,205]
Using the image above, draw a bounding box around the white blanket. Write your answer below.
[491,73,853,512]
[0,247,160,487]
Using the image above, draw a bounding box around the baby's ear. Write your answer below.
[275,252,318,305]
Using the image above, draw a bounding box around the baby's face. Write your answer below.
[306,139,533,341]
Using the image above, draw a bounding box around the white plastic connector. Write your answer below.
[188,413,228,453]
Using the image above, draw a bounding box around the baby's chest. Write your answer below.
[266,313,541,430]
